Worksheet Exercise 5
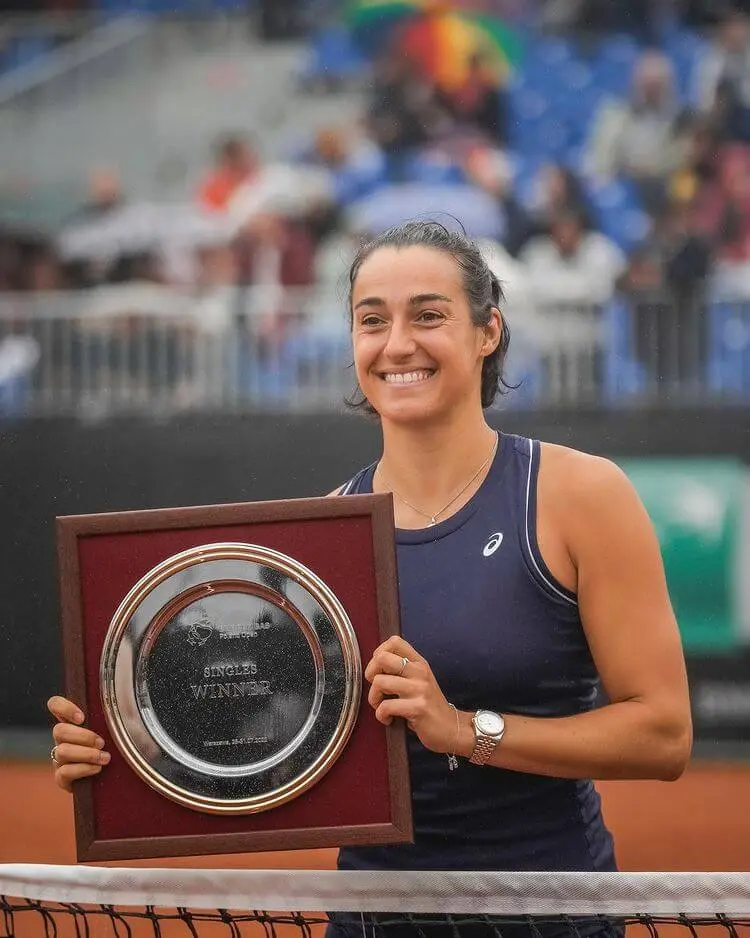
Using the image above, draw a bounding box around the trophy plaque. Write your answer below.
[57,495,412,861]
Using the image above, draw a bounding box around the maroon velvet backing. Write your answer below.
[58,497,410,859]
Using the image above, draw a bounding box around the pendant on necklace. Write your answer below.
[429,517,437,526]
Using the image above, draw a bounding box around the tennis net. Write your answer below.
[1,866,749,938]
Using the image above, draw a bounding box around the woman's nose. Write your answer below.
[383,320,416,357]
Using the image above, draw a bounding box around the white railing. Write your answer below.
[0,286,748,419]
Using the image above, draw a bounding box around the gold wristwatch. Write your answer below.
[469,709,505,765]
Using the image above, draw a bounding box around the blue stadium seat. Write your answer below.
[509,86,551,123]
[508,151,546,210]
[555,61,595,98]
[597,205,650,252]
[299,25,366,85]
[401,152,465,186]
[584,33,641,102]
[586,178,650,251]
[707,301,750,397]
[510,92,571,159]
[526,35,576,70]
[332,155,388,206]
[664,30,706,105]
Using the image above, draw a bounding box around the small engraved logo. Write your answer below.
[187,621,213,647]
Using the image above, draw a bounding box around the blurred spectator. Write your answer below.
[236,212,316,350]
[698,143,750,296]
[67,168,124,223]
[696,9,750,141]
[438,54,510,146]
[299,125,385,213]
[237,212,316,290]
[226,160,333,235]
[27,248,64,291]
[589,51,685,208]
[305,126,383,179]
[522,161,595,250]
[466,146,596,256]
[669,115,722,205]
[519,208,627,306]
[0,234,27,291]
[191,244,240,338]
[634,198,712,305]
[617,199,711,389]
[462,144,532,254]
[61,168,127,287]
[198,135,260,213]
[367,54,450,165]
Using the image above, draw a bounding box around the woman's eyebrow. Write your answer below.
[353,296,385,311]
[409,293,452,304]
[353,292,453,311]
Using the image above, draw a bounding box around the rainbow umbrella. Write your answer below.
[399,11,524,90]
[346,0,438,55]
[347,0,432,27]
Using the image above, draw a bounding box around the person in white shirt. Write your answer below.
[518,209,627,309]
[588,51,684,207]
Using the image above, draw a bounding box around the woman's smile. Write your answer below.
[379,369,437,385]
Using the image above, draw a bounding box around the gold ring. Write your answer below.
[398,656,409,677]
[50,746,60,768]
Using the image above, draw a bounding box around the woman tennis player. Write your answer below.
[48,220,692,879]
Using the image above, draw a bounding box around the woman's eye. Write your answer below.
[360,315,384,327]
[418,310,443,323]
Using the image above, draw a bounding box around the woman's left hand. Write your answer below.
[365,635,459,756]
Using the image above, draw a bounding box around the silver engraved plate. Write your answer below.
[100,543,362,814]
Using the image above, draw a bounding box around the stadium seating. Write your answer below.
[300,25,368,87]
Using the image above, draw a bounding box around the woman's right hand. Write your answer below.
[47,696,111,793]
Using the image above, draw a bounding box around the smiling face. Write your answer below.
[350,245,500,427]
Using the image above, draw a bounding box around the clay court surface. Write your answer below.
[1,760,748,937]
[1,759,748,870]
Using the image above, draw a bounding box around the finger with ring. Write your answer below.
[50,746,61,768]
[398,656,409,677]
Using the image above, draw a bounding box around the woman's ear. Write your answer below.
[481,307,503,357]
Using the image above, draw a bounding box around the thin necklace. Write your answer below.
[380,432,499,527]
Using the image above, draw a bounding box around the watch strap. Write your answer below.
[468,733,499,766]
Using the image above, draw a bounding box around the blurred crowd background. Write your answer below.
[1,0,750,415]
[2,0,749,783]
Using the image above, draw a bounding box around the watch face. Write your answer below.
[476,711,504,736]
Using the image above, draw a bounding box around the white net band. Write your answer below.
[1,866,749,916]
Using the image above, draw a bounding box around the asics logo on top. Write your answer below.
[483,532,504,557]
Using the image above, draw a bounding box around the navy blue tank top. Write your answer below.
[338,432,617,872]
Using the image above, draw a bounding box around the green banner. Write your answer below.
[618,459,748,653]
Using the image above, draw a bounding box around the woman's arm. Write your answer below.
[367,453,692,782]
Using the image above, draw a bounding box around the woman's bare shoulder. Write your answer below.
[538,440,641,521]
